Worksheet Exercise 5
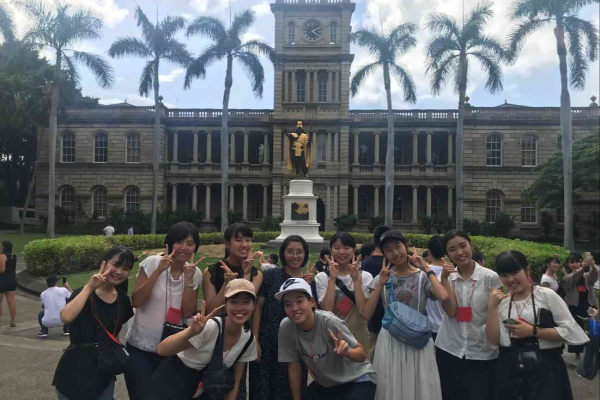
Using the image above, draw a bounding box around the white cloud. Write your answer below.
[182,13,195,20]
[159,68,186,83]
[242,32,263,42]
[251,1,271,17]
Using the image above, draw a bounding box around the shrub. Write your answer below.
[463,218,482,236]
[213,211,244,231]
[493,212,515,238]
[421,216,434,234]
[541,212,554,239]
[368,216,385,233]
[422,215,455,234]
[334,214,358,232]
[259,217,283,231]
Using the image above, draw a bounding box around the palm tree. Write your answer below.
[109,7,191,234]
[350,23,418,226]
[185,10,274,232]
[506,0,599,250]
[0,2,15,42]
[17,1,113,238]
[424,2,505,231]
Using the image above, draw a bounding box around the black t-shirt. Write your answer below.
[360,255,385,334]
[314,260,329,273]
[208,258,259,293]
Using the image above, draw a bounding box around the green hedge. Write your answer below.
[23,231,569,280]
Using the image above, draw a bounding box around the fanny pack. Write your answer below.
[325,270,357,316]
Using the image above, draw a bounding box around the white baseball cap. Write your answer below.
[274,278,313,301]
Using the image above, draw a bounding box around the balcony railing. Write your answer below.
[168,163,271,176]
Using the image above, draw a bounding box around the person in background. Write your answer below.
[103,222,115,237]
[541,256,562,293]
[562,253,599,365]
[425,236,446,341]
[472,250,485,267]
[486,250,589,400]
[360,243,376,261]
[422,250,431,264]
[277,278,377,400]
[314,248,331,273]
[39,276,72,338]
[257,251,279,271]
[592,251,600,301]
[0,240,18,327]
[128,226,134,236]
[435,230,503,400]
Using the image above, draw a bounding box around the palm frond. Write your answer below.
[564,16,599,62]
[0,3,16,42]
[426,34,460,70]
[72,51,114,88]
[467,35,505,59]
[391,32,418,60]
[389,62,417,103]
[230,10,255,42]
[134,6,155,44]
[563,21,588,90]
[139,60,155,97]
[565,0,600,14]
[462,2,494,41]
[350,61,381,97]
[159,16,186,40]
[428,53,460,95]
[389,22,417,51]
[184,44,224,88]
[186,16,226,42]
[425,12,460,39]
[236,51,265,98]
[349,27,388,58]
[162,39,192,67]
[109,37,152,59]
[61,53,80,85]
[509,0,551,20]
[238,39,275,63]
[469,50,504,94]
[506,17,551,63]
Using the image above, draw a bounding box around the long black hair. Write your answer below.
[495,250,528,275]
[279,235,309,268]
[1,241,13,256]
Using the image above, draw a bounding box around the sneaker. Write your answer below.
[63,331,70,336]
[38,330,48,338]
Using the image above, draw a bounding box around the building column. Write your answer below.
[353,186,359,216]
[242,184,248,220]
[192,184,198,211]
[173,131,179,163]
[374,186,380,217]
[263,132,269,164]
[326,185,331,221]
[206,131,212,163]
[243,131,249,164]
[426,186,432,216]
[171,183,177,211]
[353,131,359,165]
[291,70,297,103]
[447,132,454,165]
[263,185,268,218]
[334,185,339,218]
[230,132,236,163]
[164,130,169,162]
[326,131,332,163]
[313,70,318,102]
[192,131,199,163]
[448,185,454,217]
[327,70,333,103]
[311,131,317,163]
[426,131,433,165]
[412,185,418,223]
[303,71,307,100]
[283,70,289,103]
[412,131,418,165]
[229,185,235,211]
[283,132,289,162]
[334,131,339,161]
[374,132,380,164]
[204,184,211,221]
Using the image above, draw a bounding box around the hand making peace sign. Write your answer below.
[86,261,113,290]
[328,328,350,357]
[185,254,206,282]
[349,254,362,283]
[158,244,177,272]
[190,301,225,335]
[219,260,238,283]
[409,247,430,272]
[324,255,339,282]
[378,258,391,287]
[242,251,256,275]
[303,262,317,284]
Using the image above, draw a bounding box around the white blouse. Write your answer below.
[126,255,202,353]
[497,286,589,350]
[540,274,560,292]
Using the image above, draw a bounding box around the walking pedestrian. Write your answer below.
[0,240,17,327]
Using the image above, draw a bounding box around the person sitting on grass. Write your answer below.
[257,252,280,271]
[38,276,72,338]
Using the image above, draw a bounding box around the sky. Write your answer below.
[5,0,600,110]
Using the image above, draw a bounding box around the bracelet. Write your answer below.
[532,325,538,337]
[426,270,436,278]
[185,284,195,289]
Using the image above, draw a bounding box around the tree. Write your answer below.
[0,2,15,42]
[524,132,599,208]
[109,7,191,234]
[424,2,505,231]
[506,0,599,250]
[349,23,418,226]
[17,1,113,238]
[185,10,274,232]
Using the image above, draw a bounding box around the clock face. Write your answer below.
[303,20,322,42]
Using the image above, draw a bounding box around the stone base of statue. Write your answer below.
[269,180,324,247]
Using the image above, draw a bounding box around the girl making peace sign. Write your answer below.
[52,246,135,400]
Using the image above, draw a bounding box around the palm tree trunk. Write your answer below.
[151,60,160,234]
[555,22,574,250]
[20,159,38,235]
[47,50,62,239]
[221,55,234,233]
[383,62,395,226]
[455,52,467,232]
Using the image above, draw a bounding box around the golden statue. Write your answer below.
[286,121,311,177]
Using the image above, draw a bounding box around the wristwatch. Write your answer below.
[532,325,538,337]
[426,270,436,279]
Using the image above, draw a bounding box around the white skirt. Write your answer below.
[373,328,442,400]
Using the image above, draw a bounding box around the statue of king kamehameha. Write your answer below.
[286,121,311,178]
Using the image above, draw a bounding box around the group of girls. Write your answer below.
[49,220,595,400]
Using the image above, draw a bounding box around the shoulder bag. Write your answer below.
[91,293,131,375]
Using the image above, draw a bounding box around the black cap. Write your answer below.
[46,275,59,286]
[378,230,406,249]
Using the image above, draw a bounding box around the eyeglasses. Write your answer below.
[285,250,305,257]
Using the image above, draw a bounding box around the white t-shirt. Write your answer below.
[540,274,560,292]
[126,255,202,352]
[178,317,257,397]
[127,228,134,236]
[40,286,71,328]
[315,271,373,304]
[261,263,278,271]
[426,265,445,333]
[595,265,600,290]
[103,226,115,236]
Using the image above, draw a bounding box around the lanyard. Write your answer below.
[90,292,120,337]
[508,286,537,326]
[455,281,476,308]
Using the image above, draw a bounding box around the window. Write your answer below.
[487,134,502,166]
[93,187,107,218]
[318,76,327,102]
[557,208,564,224]
[296,75,306,102]
[432,195,440,215]
[486,191,503,222]
[522,134,538,166]
[94,133,108,163]
[556,136,562,152]
[60,186,75,211]
[125,187,140,211]
[329,21,338,44]
[127,133,141,163]
[253,193,264,220]
[521,199,537,224]
[317,133,327,162]
[61,132,75,163]
[358,194,368,219]
[393,195,403,221]
[394,143,405,165]
[288,22,295,45]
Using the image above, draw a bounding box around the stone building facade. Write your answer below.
[36,0,600,236]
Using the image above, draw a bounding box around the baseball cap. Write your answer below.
[274,278,313,301]
[225,279,256,300]
[378,230,406,249]
[46,275,59,286]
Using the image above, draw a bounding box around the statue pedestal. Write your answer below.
[271,180,324,244]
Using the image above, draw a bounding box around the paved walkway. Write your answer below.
[1,291,598,399]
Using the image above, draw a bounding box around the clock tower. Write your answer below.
[270,0,355,120]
